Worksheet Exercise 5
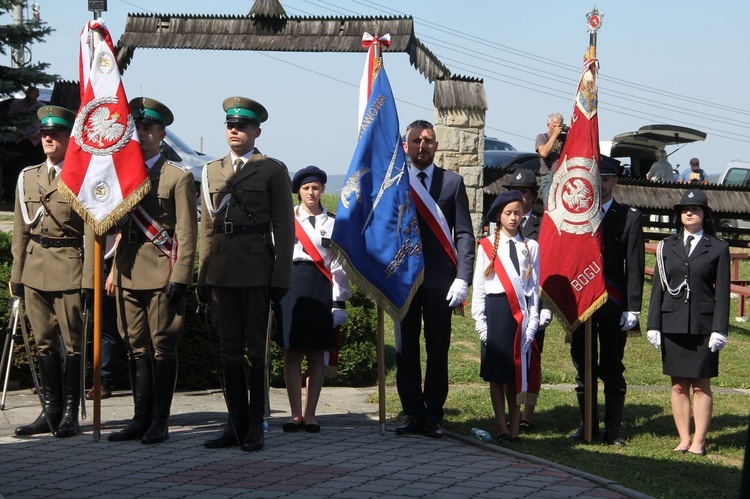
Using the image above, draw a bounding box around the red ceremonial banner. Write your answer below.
[538,56,607,332]
[60,19,149,235]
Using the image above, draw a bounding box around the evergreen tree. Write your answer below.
[0,0,57,196]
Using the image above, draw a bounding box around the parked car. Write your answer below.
[484,136,516,151]
[160,129,215,220]
[717,160,750,229]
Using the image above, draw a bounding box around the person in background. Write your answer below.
[472,190,539,442]
[679,157,707,184]
[11,105,92,438]
[503,169,551,430]
[198,96,294,452]
[568,156,644,446]
[535,112,566,206]
[646,189,729,456]
[394,120,475,439]
[646,148,673,183]
[276,166,350,434]
[108,97,198,444]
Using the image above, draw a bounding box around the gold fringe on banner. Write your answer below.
[59,178,151,236]
[331,244,424,322]
[540,289,609,344]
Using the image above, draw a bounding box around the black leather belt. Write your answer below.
[31,234,83,248]
[215,222,270,235]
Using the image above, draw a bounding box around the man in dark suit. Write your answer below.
[504,169,551,429]
[395,120,475,438]
[569,157,644,446]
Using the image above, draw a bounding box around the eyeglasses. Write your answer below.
[226,122,256,131]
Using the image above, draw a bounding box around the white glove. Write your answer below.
[709,332,727,353]
[332,308,348,328]
[646,330,661,350]
[478,328,487,344]
[446,278,469,308]
[539,309,552,328]
[522,327,535,354]
[619,311,638,331]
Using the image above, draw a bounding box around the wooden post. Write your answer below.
[584,318,593,442]
[92,235,103,441]
[377,306,386,435]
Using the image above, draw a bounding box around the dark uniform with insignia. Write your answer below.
[11,106,93,438]
[198,97,294,451]
[570,157,645,445]
[108,98,198,444]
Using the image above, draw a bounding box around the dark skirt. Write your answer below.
[480,294,518,384]
[274,261,333,350]
[662,333,719,378]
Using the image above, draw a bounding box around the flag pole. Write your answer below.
[377,306,385,435]
[92,235,103,441]
[583,5,602,444]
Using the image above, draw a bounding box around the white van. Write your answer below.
[718,160,750,229]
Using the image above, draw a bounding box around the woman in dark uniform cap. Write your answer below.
[646,188,730,455]
[275,166,350,433]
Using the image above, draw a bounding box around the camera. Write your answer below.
[560,124,570,133]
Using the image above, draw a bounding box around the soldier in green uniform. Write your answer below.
[11,106,93,438]
[107,97,198,444]
[198,96,294,452]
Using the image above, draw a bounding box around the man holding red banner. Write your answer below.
[394,120,475,439]
[107,97,197,444]
[568,157,644,446]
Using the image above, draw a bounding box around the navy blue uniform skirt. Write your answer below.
[662,333,719,378]
[274,261,334,350]
[480,294,518,384]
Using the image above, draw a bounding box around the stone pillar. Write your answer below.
[433,108,486,238]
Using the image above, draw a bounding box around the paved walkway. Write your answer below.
[0,387,650,498]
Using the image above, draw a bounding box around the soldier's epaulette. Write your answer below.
[165,160,189,173]
[262,155,286,167]
[21,163,41,174]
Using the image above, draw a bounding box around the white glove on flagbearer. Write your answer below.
[620,311,639,331]
[332,308,348,328]
[522,327,535,354]
[446,278,468,308]
[539,309,552,328]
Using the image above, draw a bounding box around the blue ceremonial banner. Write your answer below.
[331,68,424,320]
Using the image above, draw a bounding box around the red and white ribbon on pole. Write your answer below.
[358,32,391,126]
[60,18,149,235]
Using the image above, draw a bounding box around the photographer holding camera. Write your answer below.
[678,157,707,184]
[535,112,568,206]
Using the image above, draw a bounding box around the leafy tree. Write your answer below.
[0,0,57,168]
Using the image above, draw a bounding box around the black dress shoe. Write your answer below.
[395,418,424,435]
[282,420,304,432]
[568,422,599,440]
[423,421,444,439]
[304,423,321,433]
[604,428,626,447]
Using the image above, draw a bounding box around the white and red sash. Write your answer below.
[294,217,332,283]
[409,168,457,268]
[131,205,177,286]
[479,238,541,403]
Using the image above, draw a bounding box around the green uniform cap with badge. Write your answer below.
[129,97,174,127]
[37,105,76,132]
[223,96,268,125]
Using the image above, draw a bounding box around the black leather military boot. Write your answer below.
[15,354,63,436]
[204,365,248,449]
[142,358,178,444]
[109,358,153,441]
[56,354,82,438]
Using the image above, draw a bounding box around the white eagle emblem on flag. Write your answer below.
[547,156,601,236]
[73,96,135,156]
[86,107,125,146]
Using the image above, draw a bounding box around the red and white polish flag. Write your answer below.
[60,19,149,235]
[358,32,390,125]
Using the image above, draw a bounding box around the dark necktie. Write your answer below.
[417,171,427,189]
[48,168,56,184]
[308,216,316,228]
[684,235,694,257]
[508,240,520,275]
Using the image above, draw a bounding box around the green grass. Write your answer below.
[373,252,750,499]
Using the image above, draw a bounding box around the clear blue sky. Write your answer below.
[4,0,749,175]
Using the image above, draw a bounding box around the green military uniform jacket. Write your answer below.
[11,162,94,290]
[198,150,294,289]
[114,156,198,290]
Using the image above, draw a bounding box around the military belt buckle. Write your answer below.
[38,235,49,248]
[223,221,234,235]
[152,229,169,246]
[128,231,138,244]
